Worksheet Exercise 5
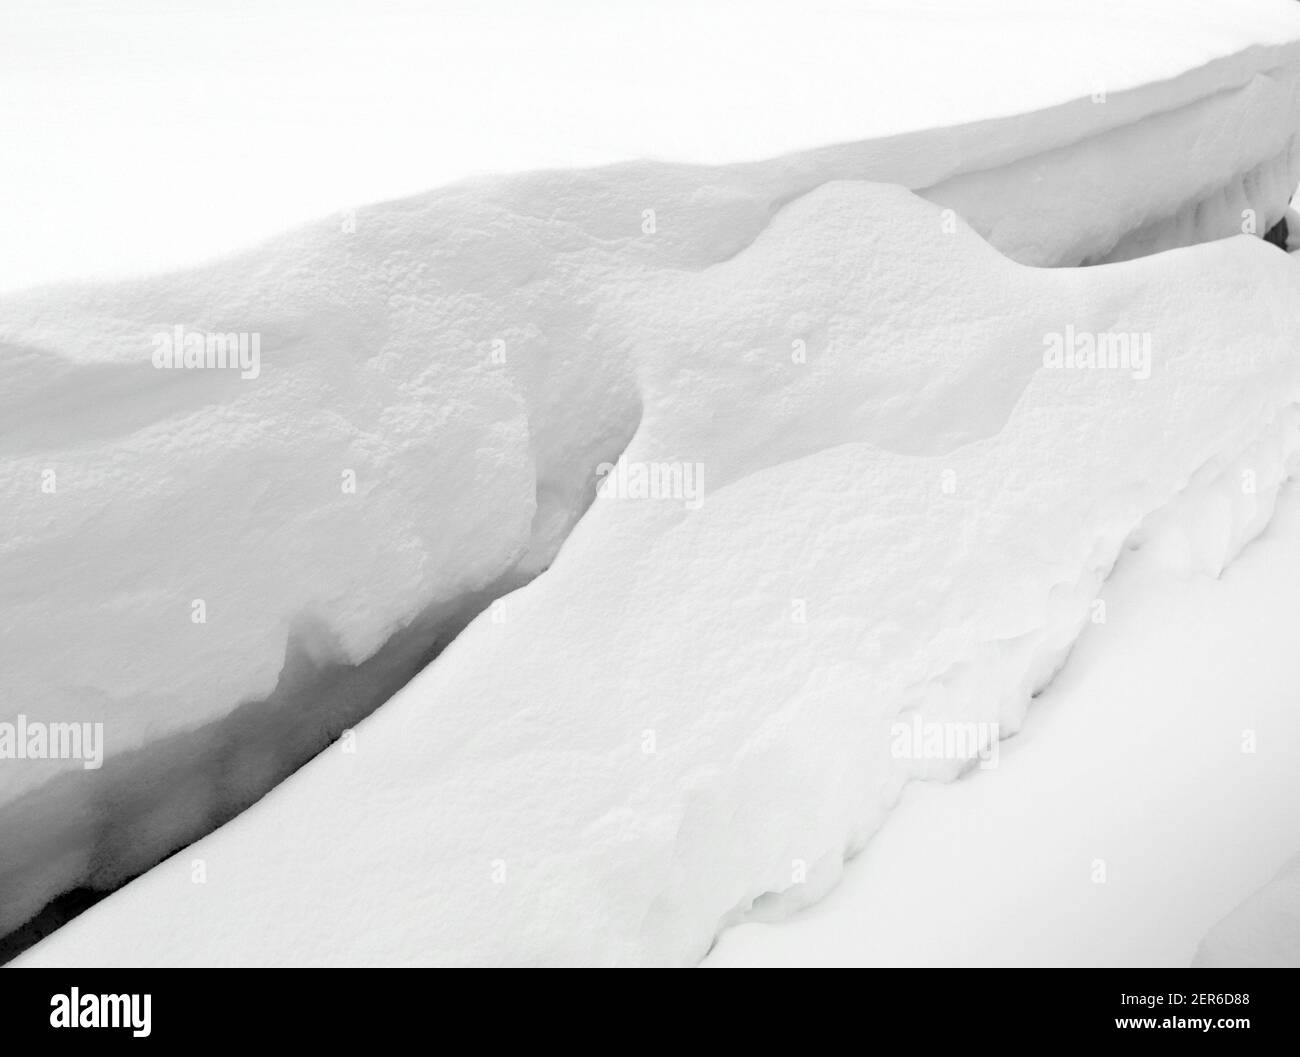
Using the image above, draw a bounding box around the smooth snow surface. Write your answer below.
[1194,852,1300,968]
[15,185,1300,966]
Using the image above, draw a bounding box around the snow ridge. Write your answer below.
[5,37,1300,959]
[13,178,1300,966]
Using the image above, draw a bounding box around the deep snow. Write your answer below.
[7,16,1300,942]
[6,1,1300,966]
[706,482,1300,966]
[15,183,1300,966]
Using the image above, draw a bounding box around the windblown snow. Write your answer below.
[4,2,1300,966]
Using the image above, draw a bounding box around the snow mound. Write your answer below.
[705,480,1300,968]
[6,13,1300,955]
[15,179,1300,966]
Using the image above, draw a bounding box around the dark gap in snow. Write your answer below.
[0,389,643,963]
[0,887,101,965]
[0,569,524,963]
[1265,215,1290,249]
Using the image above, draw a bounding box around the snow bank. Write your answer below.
[16,180,1300,966]
[706,482,1300,967]
[6,7,1300,954]
[1194,854,1300,967]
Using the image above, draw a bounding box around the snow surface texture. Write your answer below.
[705,480,1300,967]
[6,7,1300,963]
[1194,854,1300,968]
[15,179,1300,966]
[5,26,1300,947]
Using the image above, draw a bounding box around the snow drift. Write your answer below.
[5,15,1300,961]
[14,178,1300,965]
[704,476,1300,968]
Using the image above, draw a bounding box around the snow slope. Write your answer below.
[1194,852,1300,967]
[705,482,1300,967]
[6,16,1300,942]
[7,1,1300,960]
[16,183,1300,966]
